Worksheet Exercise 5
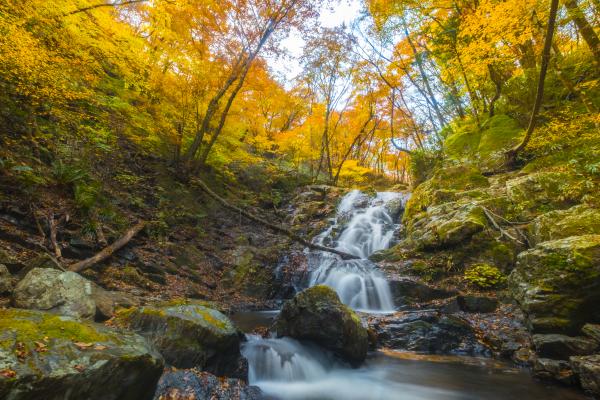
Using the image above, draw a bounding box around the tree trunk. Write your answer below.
[561,0,600,65]
[506,0,559,166]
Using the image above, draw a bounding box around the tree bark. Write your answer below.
[69,222,146,272]
[506,0,559,166]
[192,178,359,260]
[561,0,600,65]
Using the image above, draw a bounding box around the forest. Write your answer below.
[0,0,599,399]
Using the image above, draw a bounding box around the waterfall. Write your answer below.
[307,190,407,312]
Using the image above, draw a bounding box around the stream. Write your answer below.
[232,191,587,400]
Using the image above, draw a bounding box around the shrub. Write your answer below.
[464,263,506,289]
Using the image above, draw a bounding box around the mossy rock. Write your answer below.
[406,201,487,250]
[506,171,587,218]
[404,166,489,223]
[508,235,600,334]
[528,205,600,245]
[0,308,163,400]
[116,304,242,376]
[274,285,368,365]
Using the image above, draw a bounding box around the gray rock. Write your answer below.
[154,370,263,400]
[0,264,12,294]
[13,268,96,320]
[388,277,456,306]
[117,303,243,376]
[533,334,598,360]
[533,358,576,385]
[457,294,498,313]
[570,354,600,396]
[0,308,164,400]
[528,205,600,245]
[371,311,489,356]
[274,285,368,365]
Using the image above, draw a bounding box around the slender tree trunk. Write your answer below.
[561,0,600,65]
[506,0,560,166]
[488,64,504,117]
[402,21,446,129]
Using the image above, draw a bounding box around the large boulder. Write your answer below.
[274,285,368,365]
[154,369,263,400]
[570,355,600,396]
[528,205,600,245]
[0,308,164,400]
[505,172,586,218]
[508,235,600,334]
[13,268,96,320]
[371,311,489,356]
[116,303,243,376]
[406,201,487,250]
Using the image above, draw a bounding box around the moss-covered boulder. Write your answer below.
[508,235,600,334]
[528,205,600,245]
[0,308,163,400]
[13,268,96,320]
[274,285,368,365]
[404,165,489,222]
[406,201,487,250]
[506,172,586,218]
[116,303,242,376]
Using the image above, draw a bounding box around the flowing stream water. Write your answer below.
[236,190,586,400]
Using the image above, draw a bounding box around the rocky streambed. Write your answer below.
[0,183,599,399]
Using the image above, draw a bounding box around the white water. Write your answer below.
[239,190,584,400]
[308,190,408,312]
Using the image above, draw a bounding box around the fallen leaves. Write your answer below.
[0,369,16,378]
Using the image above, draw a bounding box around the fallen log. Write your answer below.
[191,178,360,260]
[69,221,146,272]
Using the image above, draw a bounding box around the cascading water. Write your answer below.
[307,190,407,312]
[239,190,584,400]
[241,190,409,398]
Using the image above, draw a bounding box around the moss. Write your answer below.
[464,264,506,289]
[0,309,110,348]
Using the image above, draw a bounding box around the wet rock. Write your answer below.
[0,308,164,400]
[154,369,263,400]
[372,311,489,356]
[462,305,532,362]
[274,285,368,365]
[13,268,96,320]
[533,334,598,360]
[116,303,243,376]
[387,277,456,306]
[457,294,498,313]
[533,358,576,385]
[570,354,600,396]
[0,264,12,294]
[508,235,600,334]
